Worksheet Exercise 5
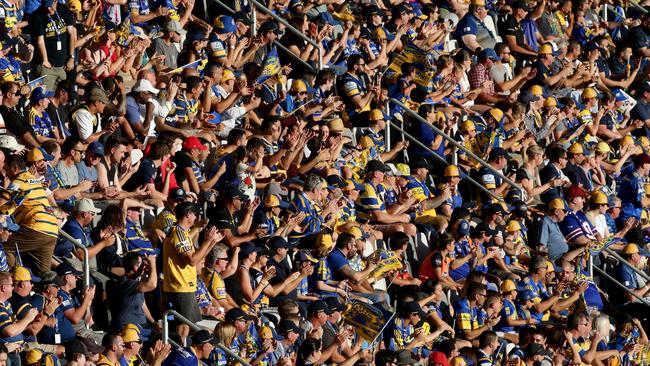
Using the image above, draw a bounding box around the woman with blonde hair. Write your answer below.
[211,322,238,365]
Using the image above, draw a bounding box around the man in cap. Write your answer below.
[519,256,562,323]
[172,136,212,194]
[559,185,602,246]
[0,270,37,347]
[202,244,239,311]
[163,329,215,366]
[107,251,157,333]
[499,0,538,58]
[208,15,237,66]
[124,202,158,255]
[616,244,650,302]
[57,262,102,343]
[153,187,187,243]
[454,0,496,52]
[253,20,282,65]
[469,48,510,103]
[535,198,583,261]
[287,174,341,244]
[362,109,409,161]
[120,326,146,366]
[529,43,573,90]
[162,201,223,341]
[126,78,162,138]
[539,145,571,202]
[405,158,450,227]
[70,88,114,144]
[10,266,64,354]
[28,87,62,144]
[210,184,266,247]
[563,143,588,186]
[153,21,184,70]
[0,216,19,271]
[358,160,416,237]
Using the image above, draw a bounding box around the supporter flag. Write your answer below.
[168,60,202,75]
[370,250,403,279]
[27,76,46,90]
[388,43,434,87]
[257,47,282,84]
[343,301,391,342]
[589,237,622,254]
[115,16,133,48]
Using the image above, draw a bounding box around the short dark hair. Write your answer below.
[546,145,566,163]
[185,76,203,93]
[123,252,141,272]
[101,332,121,348]
[388,232,410,251]
[335,233,355,249]
[62,136,82,155]
[175,201,199,219]
[227,128,246,145]
[467,282,487,300]
[347,54,364,70]
[149,140,171,160]
[478,330,498,348]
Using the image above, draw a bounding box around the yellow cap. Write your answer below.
[122,328,141,343]
[393,163,410,176]
[470,0,486,5]
[645,184,650,196]
[123,323,141,333]
[342,180,361,192]
[623,243,640,255]
[582,87,598,99]
[450,356,469,366]
[260,325,274,339]
[488,108,504,122]
[13,266,36,282]
[506,220,521,232]
[369,109,385,121]
[620,135,636,148]
[372,27,387,40]
[640,136,650,149]
[444,165,460,177]
[27,147,49,162]
[538,43,553,55]
[549,198,568,210]
[544,97,558,107]
[568,142,584,154]
[546,260,555,272]
[500,279,517,293]
[25,349,43,365]
[328,118,344,133]
[595,141,611,153]
[291,79,307,93]
[68,0,82,13]
[461,120,475,132]
[591,191,608,205]
[316,233,334,249]
[359,136,375,149]
[347,226,367,240]
[530,85,544,97]
[264,194,280,208]
[221,69,235,83]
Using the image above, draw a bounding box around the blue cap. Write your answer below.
[207,112,222,125]
[479,48,500,61]
[43,0,54,7]
[613,89,627,102]
[1,37,18,51]
[30,87,54,104]
[1,216,19,232]
[457,220,471,236]
[519,290,537,302]
[584,42,602,52]
[239,242,262,258]
[188,31,208,42]
[214,15,236,34]
[88,141,104,155]
[486,282,499,292]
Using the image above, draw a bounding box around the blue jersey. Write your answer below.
[559,210,597,243]
[618,171,645,220]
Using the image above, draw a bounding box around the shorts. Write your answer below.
[163,292,201,324]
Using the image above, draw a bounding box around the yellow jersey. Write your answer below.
[162,224,197,293]
[1,171,58,237]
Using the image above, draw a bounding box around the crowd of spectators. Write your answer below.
[0,0,650,364]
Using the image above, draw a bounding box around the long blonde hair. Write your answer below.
[213,322,237,347]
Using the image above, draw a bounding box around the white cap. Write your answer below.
[75,198,101,214]
[0,135,25,152]
[133,79,160,94]
[442,12,459,29]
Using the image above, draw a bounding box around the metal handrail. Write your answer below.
[386,120,503,202]
[210,0,316,73]
[162,309,252,366]
[249,0,323,70]
[603,247,650,283]
[592,265,650,308]
[390,99,525,197]
[58,229,90,290]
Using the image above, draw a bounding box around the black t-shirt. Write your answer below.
[209,206,239,234]
[499,15,525,49]
[171,151,193,184]
[46,102,70,134]
[30,6,75,67]
[123,158,157,191]
[0,105,35,140]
